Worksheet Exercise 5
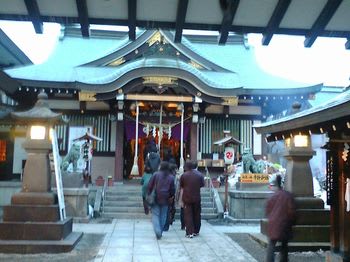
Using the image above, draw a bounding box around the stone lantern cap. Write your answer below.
[11,91,61,124]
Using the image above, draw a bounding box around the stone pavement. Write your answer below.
[74,219,258,262]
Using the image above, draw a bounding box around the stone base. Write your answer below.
[3,205,60,222]
[11,192,57,205]
[52,188,89,219]
[60,172,84,188]
[229,190,273,219]
[0,232,83,253]
[0,218,73,240]
[235,182,270,191]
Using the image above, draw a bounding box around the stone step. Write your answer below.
[105,195,143,201]
[296,209,330,225]
[103,206,145,213]
[174,213,218,220]
[105,190,212,198]
[175,207,217,213]
[261,220,330,242]
[103,212,150,219]
[103,201,144,207]
[102,185,218,220]
[250,233,330,252]
[0,232,83,254]
[103,201,214,209]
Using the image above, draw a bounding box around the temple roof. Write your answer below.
[4,29,322,99]
[0,29,32,69]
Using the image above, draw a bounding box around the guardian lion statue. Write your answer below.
[242,148,265,173]
[61,143,81,172]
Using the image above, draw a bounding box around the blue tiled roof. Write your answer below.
[5,29,321,92]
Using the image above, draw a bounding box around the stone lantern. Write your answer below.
[0,91,82,253]
[283,134,315,197]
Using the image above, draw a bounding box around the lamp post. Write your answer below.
[283,134,315,197]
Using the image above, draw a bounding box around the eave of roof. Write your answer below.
[254,89,350,135]
[0,29,32,68]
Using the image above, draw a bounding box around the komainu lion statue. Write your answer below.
[242,148,265,174]
[61,143,81,172]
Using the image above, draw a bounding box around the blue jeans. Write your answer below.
[151,204,169,238]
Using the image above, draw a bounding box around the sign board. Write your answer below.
[240,173,269,183]
[224,146,235,165]
[50,128,66,221]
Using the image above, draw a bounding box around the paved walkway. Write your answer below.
[74,219,258,262]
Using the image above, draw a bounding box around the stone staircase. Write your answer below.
[102,185,218,220]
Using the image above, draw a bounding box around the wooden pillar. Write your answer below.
[338,143,350,259]
[190,122,198,161]
[114,120,124,182]
[329,144,340,253]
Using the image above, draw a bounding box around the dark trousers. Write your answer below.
[183,201,201,235]
[266,239,288,262]
[142,197,150,215]
[180,207,185,229]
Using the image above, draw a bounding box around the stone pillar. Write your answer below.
[283,147,315,197]
[190,122,198,161]
[114,120,124,182]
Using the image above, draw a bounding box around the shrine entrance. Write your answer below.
[123,101,191,179]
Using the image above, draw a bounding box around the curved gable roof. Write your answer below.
[83,29,232,73]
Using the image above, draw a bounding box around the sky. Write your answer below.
[0,20,349,87]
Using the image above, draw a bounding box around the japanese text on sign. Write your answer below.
[240,173,269,183]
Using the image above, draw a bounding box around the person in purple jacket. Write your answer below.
[148,161,175,239]
[265,174,296,262]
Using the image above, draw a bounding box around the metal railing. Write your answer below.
[101,178,108,213]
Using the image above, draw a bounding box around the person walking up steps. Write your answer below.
[148,161,175,239]
[140,164,153,215]
[180,161,204,238]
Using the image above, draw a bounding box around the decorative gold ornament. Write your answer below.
[222,97,238,106]
[143,76,177,86]
[188,60,204,69]
[108,57,125,66]
[79,92,96,101]
[147,31,162,46]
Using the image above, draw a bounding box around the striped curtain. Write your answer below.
[56,114,111,153]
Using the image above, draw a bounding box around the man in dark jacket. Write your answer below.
[180,160,204,238]
[265,174,296,262]
[148,161,175,239]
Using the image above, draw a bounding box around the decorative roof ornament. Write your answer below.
[147,31,167,46]
[188,60,204,70]
[143,76,177,86]
[221,96,238,106]
[79,91,96,101]
[108,57,125,66]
